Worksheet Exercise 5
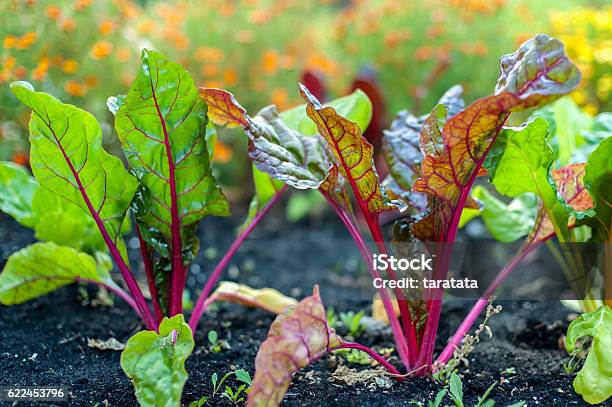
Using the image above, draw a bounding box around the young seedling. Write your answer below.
[339,310,365,338]
[207,330,230,353]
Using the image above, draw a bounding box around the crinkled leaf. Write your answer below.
[528,163,594,243]
[383,86,464,214]
[209,281,297,314]
[459,185,537,242]
[583,137,612,242]
[566,306,612,404]
[121,314,194,407]
[300,84,401,216]
[10,81,137,248]
[199,88,330,190]
[248,286,341,406]
[0,242,113,305]
[412,35,580,242]
[280,89,373,135]
[0,161,38,228]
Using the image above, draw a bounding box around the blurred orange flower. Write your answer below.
[196,47,224,63]
[99,20,116,35]
[201,64,218,77]
[16,32,37,50]
[91,41,113,59]
[65,80,86,97]
[14,66,27,79]
[60,18,76,32]
[62,59,79,74]
[213,141,233,163]
[74,0,92,11]
[222,67,239,86]
[85,75,98,87]
[271,88,289,110]
[3,35,17,49]
[137,20,155,34]
[261,50,279,75]
[116,47,131,62]
[46,5,62,20]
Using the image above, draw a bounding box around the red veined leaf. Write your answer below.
[300,84,403,223]
[383,85,465,214]
[198,87,248,127]
[248,286,341,406]
[529,163,594,243]
[412,35,580,242]
[199,88,331,190]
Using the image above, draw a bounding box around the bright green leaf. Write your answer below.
[280,89,372,135]
[0,242,112,305]
[121,315,194,407]
[10,81,137,248]
[485,117,569,240]
[459,185,537,242]
[115,50,229,243]
[566,306,612,404]
[584,137,612,241]
[0,161,38,228]
[531,97,593,165]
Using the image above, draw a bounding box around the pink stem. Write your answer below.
[148,75,184,317]
[188,186,288,331]
[330,342,402,376]
[136,225,163,325]
[36,113,155,330]
[76,277,139,315]
[415,114,511,371]
[322,192,412,371]
[436,242,541,364]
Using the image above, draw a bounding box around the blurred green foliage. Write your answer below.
[1,0,609,192]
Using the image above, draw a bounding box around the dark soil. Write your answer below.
[0,212,599,406]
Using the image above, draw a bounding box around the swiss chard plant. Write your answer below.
[218,34,606,405]
[0,50,305,406]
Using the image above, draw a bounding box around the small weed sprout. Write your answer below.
[207,330,230,353]
[339,310,365,338]
[433,303,502,384]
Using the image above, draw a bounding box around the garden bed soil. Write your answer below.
[0,212,595,406]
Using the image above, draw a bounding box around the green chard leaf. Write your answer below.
[121,314,194,407]
[566,306,612,404]
[0,242,113,305]
[486,118,594,243]
[10,81,137,249]
[459,185,537,242]
[531,96,594,165]
[583,137,612,242]
[0,161,38,228]
[115,50,229,242]
[199,87,330,190]
[248,286,341,406]
[412,35,580,242]
[280,89,372,135]
[241,165,284,232]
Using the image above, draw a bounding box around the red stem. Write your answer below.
[188,186,288,331]
[136,225,163,324]
[148,73,184,317]
[76,278,139,314]
[436,242,540,364]
[36,112,155,330]
[330,342,402,376]
[322,191,412,370]
[415,114,511,372]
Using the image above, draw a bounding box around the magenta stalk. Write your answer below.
[330,342,401,376]
[322,192,413,370]
[436,243,540,364]
[188,185,288,332]
[136,225,163,325]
